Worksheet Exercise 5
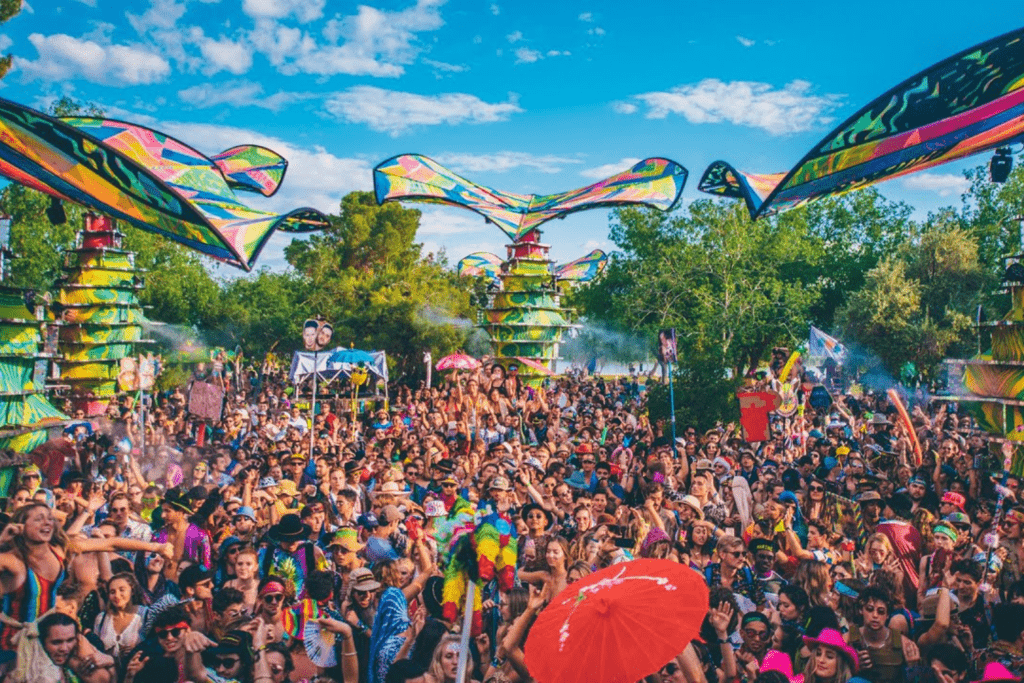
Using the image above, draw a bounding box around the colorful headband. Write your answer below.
[259,581,286,597]
[934,524,958,542]
[156,621,190,633]
[741,612,771,627]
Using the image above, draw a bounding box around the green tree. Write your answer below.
[838,223,983,374]
[279,192,473,382]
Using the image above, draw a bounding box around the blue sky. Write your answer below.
[2,0,1022,276]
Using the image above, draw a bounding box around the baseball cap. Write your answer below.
[234,506,256,521]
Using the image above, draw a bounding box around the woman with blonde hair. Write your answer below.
[426,633,477,683]
[791,561,833,609]
[801,628,857,683]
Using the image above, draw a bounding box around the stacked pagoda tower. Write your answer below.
[0,215,67,454]
[57,214,146,416]
[481,229,576,381]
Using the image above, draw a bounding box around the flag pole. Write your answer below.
[668,361,678,458]
[455,581,475,683]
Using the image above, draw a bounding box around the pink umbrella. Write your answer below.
[436,353,481,372]
[515,357,554,376]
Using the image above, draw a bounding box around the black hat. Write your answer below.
[344,460,365,474]
[269,513,312,542]
[520,503,554,530]
[435,458,455,472]
[422,576,445,620]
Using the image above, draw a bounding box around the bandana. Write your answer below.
[934,524,958,542]
[258,581,286,598]
[156,621,190,634]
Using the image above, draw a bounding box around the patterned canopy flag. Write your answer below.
[554,249,609,283]
[808,326,846,362]
[698,26,1024,219]
[457,252,503,278]
[374,154,688,241]
[0,98,327,270]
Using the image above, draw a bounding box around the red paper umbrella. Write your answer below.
[435,353,481,371]
[525,559,709,683]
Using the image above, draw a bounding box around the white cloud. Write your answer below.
[514,47,541,64]
[736,35,755,47]
[506,30,523,43]
[489,3,500,14]
[902,172,971,197]
[242,0,326,23]
[248,0,446,77]
[0,35,11,52]
[127,0,187,34]
[588,26,605,36]
[423,58,468,75]
[611,101,637,114]
[177,80,317,110]
[438,152,582,174]
[627,78,844,135]
[473,35,482,44]
[72,0,97,6]
[323,86,523,135]
[196,34,253,75]
[19,33,171,86]
[546,50,570,57]
[578,11,593,21]
[418,208,490,236]
[580,158,641,180]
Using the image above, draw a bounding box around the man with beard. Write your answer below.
[906,474,937,514]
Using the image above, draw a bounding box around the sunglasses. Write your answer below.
[661,663,679,676]
[212,656,240,669]
[157,627,185,640]
[353,589,372,598]
[442,483,457,489]
[809,485,825,492]
[262,594,284,604]
[724,551,745,558]
[744,628,769,640]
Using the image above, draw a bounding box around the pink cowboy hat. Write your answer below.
[972,662,1020,683]
[760,650,804,683]
[802,628,858,673]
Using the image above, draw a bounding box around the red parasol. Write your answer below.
[435,353,481,372]
[525,559,709,683]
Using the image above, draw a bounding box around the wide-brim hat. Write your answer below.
[349,568,381,592]
[760,650,804,683]
[277,480,300,498]
[870,413,891,425]
[521,502,554,529]
[372,481,411,498]
[972,662,1019,683]
[329,528,364,551]
[344,460,365,474]
[269,513,311,542]
[679,495,705,520]
[802,628,858,672]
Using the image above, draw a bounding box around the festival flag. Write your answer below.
[808,326,845,362]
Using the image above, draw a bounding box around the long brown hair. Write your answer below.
[4,502,68,559]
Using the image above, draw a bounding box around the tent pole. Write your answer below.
[310,348,318,461]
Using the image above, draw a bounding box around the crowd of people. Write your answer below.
[0,359,1020,683]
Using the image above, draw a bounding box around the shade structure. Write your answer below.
[699,25,1024,219]
[435,353,481,371]
[0,97,326,270]
[554,249,609,283]
[514,356,554,376]
[458,252,503,279]
[375,154,687,241]
[524,559,709,683]
[327,348,376,365]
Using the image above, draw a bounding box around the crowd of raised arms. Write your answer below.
[0,359,1021,683]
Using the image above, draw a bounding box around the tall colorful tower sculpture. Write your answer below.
[946,217,1024,474]
[56,214,146,416]
[374,155,687,379]
[0,215,68,458]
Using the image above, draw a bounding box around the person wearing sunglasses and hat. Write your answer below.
[154,486,213,580]
[257,513,328,599]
